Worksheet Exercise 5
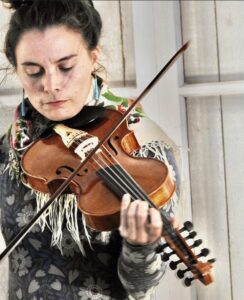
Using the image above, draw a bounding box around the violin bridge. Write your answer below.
[74,136,100,162]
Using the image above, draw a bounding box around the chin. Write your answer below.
[44,113,71,122]
[45,111,78,122]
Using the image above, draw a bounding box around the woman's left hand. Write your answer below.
[119,194,163,245]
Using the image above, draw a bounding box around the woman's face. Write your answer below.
[15,25,99,121]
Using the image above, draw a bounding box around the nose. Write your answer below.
[42,71,62,94]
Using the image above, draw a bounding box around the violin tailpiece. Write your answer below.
[54,124,87,148]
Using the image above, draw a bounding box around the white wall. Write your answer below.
[3,1,233,300]
[181,2,244,300]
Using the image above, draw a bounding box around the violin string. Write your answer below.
[72,138,144,200]
[71,138,176,231]
[71,138,186,253]
[71,138,179,236]
[60,133,193,260]
[86,149,195,261]
[97,146,151,201]
[96,149,177,231]
[90,148,180,244]
[72,138,158,207]
[94,153,138,198]
[96,155,146,201]
[71,138,132,195]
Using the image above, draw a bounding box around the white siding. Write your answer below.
[181,1,244,300]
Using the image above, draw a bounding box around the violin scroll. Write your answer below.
[156,221,215,286]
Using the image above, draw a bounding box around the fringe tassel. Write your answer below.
[35,192,86,256]
[82,214,93,250]
[135,141,175,178]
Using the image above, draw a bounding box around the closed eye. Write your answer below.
[27,70,44,78]
[59,66,73,72]
[27,66,73,77]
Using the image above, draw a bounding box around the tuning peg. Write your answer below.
[177,267,191,279]
[191,239,202,248]
[185,231,197,240]
[184,277,195,286]
[155,243,169,253]
[161,250,175,262]
[197,248,210,258]
[169,259,182,270]
[179,221,193,233]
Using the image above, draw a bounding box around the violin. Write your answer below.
[21,109,214,286]
[21,110,176,231]
[0,41,215,286]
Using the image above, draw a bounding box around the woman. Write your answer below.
[0,0,180,299]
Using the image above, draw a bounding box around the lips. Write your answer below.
[46,100,68,106]
[47,99,66,103]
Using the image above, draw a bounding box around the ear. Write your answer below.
[90,46,100,65]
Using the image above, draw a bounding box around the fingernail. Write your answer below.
[122,193,130,200]
[122,193,131,206]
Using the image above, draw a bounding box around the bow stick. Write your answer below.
[0,41,189,262]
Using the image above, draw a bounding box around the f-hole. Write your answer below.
[107,137,118,156]
[56,165,86,176]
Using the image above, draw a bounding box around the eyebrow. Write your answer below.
[21,54,77,66]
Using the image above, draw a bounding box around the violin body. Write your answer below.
[21,109,175,231]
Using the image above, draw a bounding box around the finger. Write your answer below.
[172,217,179,228]
[169,212,179,228]
[126,199,140,242]
[119,194,131,238]
[134,201,149,244]
[147,208,163,243]
[135,201,149,229]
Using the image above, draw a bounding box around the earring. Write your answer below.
[93,73,100,101]
[21,89,26,117]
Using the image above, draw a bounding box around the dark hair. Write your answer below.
[3,0,102,67]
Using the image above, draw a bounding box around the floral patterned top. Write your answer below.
[0,81,180,300]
